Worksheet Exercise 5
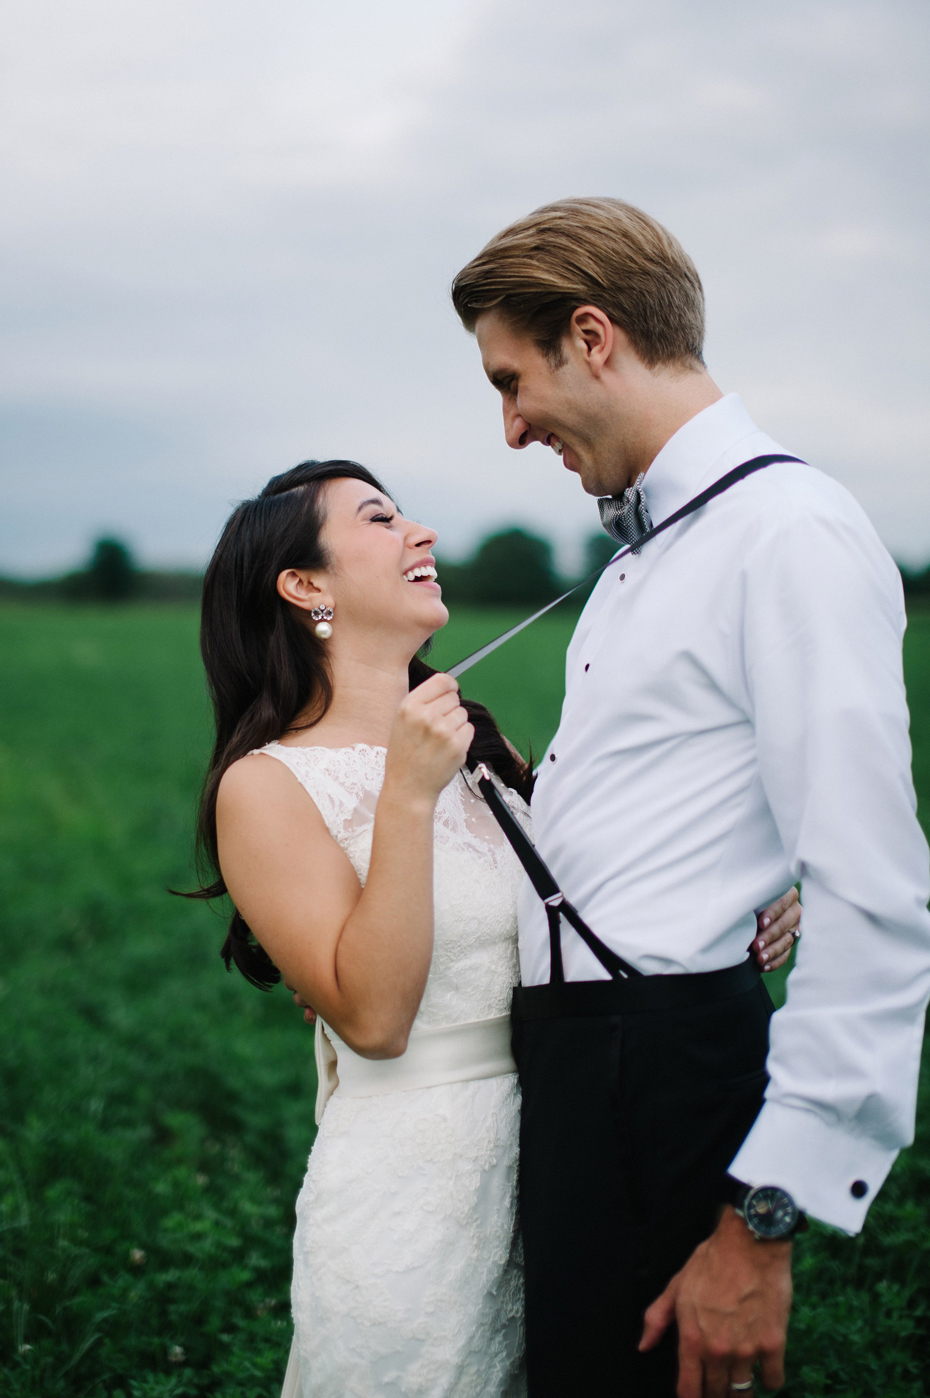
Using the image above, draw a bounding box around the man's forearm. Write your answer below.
[729,878,929,1231]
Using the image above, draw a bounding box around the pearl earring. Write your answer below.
[311,605,334,640]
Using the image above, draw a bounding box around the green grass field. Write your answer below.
[1,603,929,1397]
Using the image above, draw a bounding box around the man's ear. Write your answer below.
[276,568,332,614]
[568,306,616,374]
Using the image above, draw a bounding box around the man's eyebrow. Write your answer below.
[487,368,516,391]
[355,496,389,514]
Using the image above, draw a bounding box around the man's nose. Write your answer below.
[503,400,533,450]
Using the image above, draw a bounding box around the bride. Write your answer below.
[191,458,800,1398]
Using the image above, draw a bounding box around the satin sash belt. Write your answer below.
[315,1015,516,1120]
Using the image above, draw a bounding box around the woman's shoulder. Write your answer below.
[217,741,354,803]
[235,741,386,842]
[217,744,375,842]
[215,749,333,854]
[217,745,315,809]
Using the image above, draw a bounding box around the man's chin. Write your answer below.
[561,458,593,491]
[558,452,613,497]
[573,461,628,498]
[576,470,611,498]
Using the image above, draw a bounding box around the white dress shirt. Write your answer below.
[517,393,930,1233]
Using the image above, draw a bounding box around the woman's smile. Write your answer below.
[402,558,440,591]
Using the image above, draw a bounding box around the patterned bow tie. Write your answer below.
[597,473,653,553]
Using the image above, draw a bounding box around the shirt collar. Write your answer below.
[640,394,773,525]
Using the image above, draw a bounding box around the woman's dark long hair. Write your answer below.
[180,459,535,990]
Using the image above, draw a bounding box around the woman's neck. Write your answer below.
[284,647,411,749]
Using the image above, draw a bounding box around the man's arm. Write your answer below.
[730,497,930,1229]
[642,485,930,1394]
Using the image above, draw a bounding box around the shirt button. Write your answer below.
[549,752,556,762]
[619,573,626,582]
[850,1180,868,1199]
[584,663,590,672]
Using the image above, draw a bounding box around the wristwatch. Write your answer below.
[728,1179,807,1241]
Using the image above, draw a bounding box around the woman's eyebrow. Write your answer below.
[355,496,388,514]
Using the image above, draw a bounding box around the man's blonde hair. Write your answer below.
[451,197,705,369]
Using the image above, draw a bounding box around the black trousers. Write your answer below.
[511,959,773,1398]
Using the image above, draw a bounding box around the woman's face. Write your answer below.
[312,476,449,651]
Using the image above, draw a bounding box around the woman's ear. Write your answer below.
[276,569,332,614]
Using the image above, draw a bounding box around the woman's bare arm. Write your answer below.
[217,673,473,1059]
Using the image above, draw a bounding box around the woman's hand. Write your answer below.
[383,673,474,803]
[753,887,801,972]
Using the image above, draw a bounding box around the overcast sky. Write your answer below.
[1,0,928,576]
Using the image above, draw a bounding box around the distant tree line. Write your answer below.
[2,530,929,608]
[435,527,618,606]
[438,532,930,607]
[0,529,615,609]
[0,538,203,604]
[900,564,930,599]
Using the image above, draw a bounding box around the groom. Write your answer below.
[451,199,930,1396]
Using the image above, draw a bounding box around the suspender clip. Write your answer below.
[544,893,565,909]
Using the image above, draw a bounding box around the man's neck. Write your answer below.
[599,364,723,492]
[643,377,722,467]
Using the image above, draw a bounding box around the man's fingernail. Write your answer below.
[761,951,769,962]
[762,916,771,928]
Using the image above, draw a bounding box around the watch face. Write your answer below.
[744,1186,798,1240]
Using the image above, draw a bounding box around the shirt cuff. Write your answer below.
[728,1099,898,1234]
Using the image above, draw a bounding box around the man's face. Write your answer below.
[475,308,635,497]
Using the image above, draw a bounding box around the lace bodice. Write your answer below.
[254,742,528,1027]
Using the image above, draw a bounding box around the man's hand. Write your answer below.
[639,1206,792,1397]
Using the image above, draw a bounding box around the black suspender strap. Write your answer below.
[467,764,642,981]
[628,453,803,548]
[447,455,804,681]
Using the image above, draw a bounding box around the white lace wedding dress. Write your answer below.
[256,742,528,1398]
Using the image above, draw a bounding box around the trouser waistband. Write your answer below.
[512,955,761,1020]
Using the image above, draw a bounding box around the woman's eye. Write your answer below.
[371,513,394,524]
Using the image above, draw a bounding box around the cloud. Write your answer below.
[0,0,927,574]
